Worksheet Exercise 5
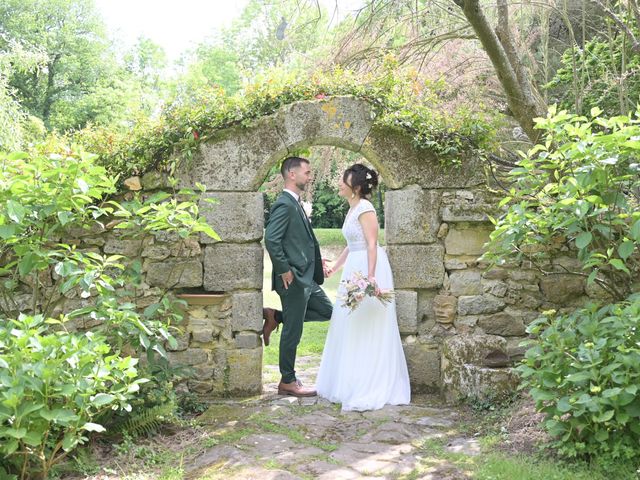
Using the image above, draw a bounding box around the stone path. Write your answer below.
[185,358,479,479]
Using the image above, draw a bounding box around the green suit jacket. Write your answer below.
[265,191,324,291]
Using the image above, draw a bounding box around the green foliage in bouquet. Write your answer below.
[518,296,640,461]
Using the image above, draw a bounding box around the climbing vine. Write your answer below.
[70,63,497,178]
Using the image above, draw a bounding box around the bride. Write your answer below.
[316,164,411,411]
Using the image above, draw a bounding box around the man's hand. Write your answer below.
[281,270,294,289]
[322,258,333,278]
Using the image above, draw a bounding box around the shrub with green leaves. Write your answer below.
[0,314,144,478]
[518,295,640,460]
[484,106,640,301]
[0,145,218,477]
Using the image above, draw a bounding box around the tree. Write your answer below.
[330,0,629,143]
[0,0,113,129]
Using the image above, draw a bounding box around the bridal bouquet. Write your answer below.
[338,271,394,312]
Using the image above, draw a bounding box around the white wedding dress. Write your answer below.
[316,199,411,411]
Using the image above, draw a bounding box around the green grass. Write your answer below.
[313,227,385,246]
[474,453,638,480]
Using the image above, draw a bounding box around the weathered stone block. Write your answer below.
[361,126,485,189]
[141,244,171,260]
[232,291,263,332]
[403,342,441,392]
[234,332,261,349]
[176,114,288,191]
[146,259,203,288]
[204,243,263,291]
[395,290,418,334]
[226,348,262,395]
[444,224,493,256]
[189,318,216,343]
[387,245,445,289]
[199,192,264,244]
[441,335,519,402]
[385,187,441,244]
[449,270,482,296]
[540,275,585,304]
[440,189,499,223]
[477,312,526,336]
[141,170,168,190]
[274,96,375,151]
[482,279,508,297]
[458,295,505,315]
[104,238,144,257]
[167,348,208,366]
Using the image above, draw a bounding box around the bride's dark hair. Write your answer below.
[343,164,379,197]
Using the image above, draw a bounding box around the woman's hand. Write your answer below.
[368,275,381,295]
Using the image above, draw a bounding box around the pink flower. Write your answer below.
[356,279,368,290]
[193,130,200,140]
[315,93,326,100]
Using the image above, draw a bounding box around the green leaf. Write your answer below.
[594,429,608,441]
[22,430,43,447]
[40,408,78,423]
[593,410,615,423]
[91,393,115,407]
[57,211,74,226]
[618,241,634,260]
[6,200,26,223]
[575,231,592,249]
[18,253,36,276]
[4,427,26,439]
[631,220,640,241]
[62,432,79,452]
[609,258,630,273]
[556,397,572,413]
[0,225,17,239]
[566,371,592,382]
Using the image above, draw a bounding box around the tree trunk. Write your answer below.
[42,54,61,125]
[452,0,547,143]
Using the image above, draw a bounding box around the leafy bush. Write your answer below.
[0,146,218,477]
[0,314,144,478]
[518,295,640,460]
[484,107,640,301]
[546,27,640,118]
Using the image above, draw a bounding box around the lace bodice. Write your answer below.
[341,199,377,252]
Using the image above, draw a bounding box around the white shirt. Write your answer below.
[283,188,300,202]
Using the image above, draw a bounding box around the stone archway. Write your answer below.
[166,95,522,399]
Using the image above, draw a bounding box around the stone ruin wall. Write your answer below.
[11,96,604,402]
[53,171,595,402]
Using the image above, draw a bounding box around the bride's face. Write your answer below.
[338,174,354,199]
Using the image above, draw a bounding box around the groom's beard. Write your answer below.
[296,181,307,191]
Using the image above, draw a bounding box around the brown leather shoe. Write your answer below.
[262,307,279,346]
[277,379,317,397]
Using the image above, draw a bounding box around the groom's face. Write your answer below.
[290,163,312,191]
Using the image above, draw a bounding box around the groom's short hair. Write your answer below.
[281,156,309,177]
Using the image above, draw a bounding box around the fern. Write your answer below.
[120,402,178,438]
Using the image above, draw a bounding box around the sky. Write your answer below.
[95,0,364,64]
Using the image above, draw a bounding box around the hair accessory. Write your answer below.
[367,183,372,189]
[366,173,372,180]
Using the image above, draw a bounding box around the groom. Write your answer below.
[263,156,333,397]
